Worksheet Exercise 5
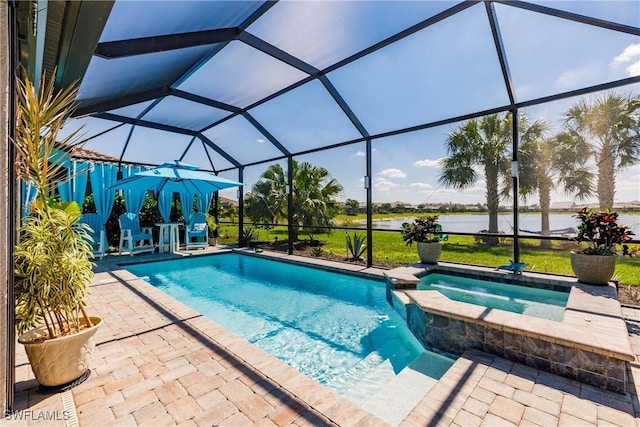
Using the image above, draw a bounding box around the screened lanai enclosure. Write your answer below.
[18,1,640,276]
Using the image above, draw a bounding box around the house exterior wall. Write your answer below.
[0,0,10,414]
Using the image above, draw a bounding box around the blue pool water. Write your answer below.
[418,273,569,321]
[125,253,454,398]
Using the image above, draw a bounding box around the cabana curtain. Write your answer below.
[196,192,213,214]
[57,160,90,206]
[158,191,172,223]
[89,163,118,231]
[20,181,38,218]
[179,191,195,220]
[122,165,147,214]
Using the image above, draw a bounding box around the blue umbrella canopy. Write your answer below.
[110,161,243,195]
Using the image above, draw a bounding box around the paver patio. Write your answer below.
[7,249,640,426]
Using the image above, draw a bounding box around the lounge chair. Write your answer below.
[184,212,208,250]
[118,213,155,256]
[435,223,449,241]
[495,260,528,274]
[80,213,106,259]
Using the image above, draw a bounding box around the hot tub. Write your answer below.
[385,262,635,394]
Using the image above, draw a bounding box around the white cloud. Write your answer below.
[256,138,265,144]
[378,168,406,179]
[414,157,444,168]
[374,176,401,192]
[626,61,640,77]
[353,149,377,157]
[613,43,640,64]
[556,70,580,89]
[612,43,640,77]
[409,182,433,191]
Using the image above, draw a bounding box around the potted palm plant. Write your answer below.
[401,215,444,264]
[13,70,101,387]
[570,208,634,285]
[205,213,218,246]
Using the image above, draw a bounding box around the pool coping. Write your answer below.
[384,262,635,363]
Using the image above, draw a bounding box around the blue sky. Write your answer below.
[63,1,640,206]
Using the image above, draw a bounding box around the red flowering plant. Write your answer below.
[573,208,635,256]
[401,215,443,245]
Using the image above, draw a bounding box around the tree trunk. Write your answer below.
[597,141,616,210]
[486,169,500,246]
[539,179,552,249]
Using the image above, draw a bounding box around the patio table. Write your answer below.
[156,222,182,254]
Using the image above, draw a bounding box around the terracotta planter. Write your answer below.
[417,241,442,264]
[570,252,616,285]
[208,237,217,246]
[18,317,102,387]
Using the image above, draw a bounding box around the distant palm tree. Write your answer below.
[244,163,288,225]
[562,93,640,209]
[519,119,594,248]
[439,113,511,245]
[224,203,237,224]
[344,198,360,215]
[245,161,343,240]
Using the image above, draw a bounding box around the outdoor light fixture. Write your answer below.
[364,176,370,189]
[511,161,519,178]
[285,184,290,194]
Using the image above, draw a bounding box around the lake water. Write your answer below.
[363,213,640,236]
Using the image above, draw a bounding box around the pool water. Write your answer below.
[125,254,454,399]
[417,273,569,321]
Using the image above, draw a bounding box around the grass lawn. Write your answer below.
[216,218,640,287]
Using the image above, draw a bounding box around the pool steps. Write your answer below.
[327,342,396,398]
[360,352,444,426]
[342,358,397,405]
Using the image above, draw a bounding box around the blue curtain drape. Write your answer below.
[179,191,195,222]
[89,163,118,230]
[158,191,172,223]
[57,160,89,206]
[21,181,38,218]
[122,165,147,213]
[196,192,213,214]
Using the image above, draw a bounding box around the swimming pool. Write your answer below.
[124,253,454,402]
[417,273,569,321]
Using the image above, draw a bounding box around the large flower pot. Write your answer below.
[417,241,442,264]
[570,252,616,285]
[18,317,102,387]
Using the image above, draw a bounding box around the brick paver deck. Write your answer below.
[7,249,640,426]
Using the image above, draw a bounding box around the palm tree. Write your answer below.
[519,120,594,248]
[439,113,512,245]
[563,93,640,209]
[244,163,288,225]
[223,203,237,224]
[344,199,360,215]
[245,161,343,240]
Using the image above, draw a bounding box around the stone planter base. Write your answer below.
[417,241,442,264]
[570,252,616,285]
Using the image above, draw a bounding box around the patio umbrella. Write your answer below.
[110,161,243,195]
